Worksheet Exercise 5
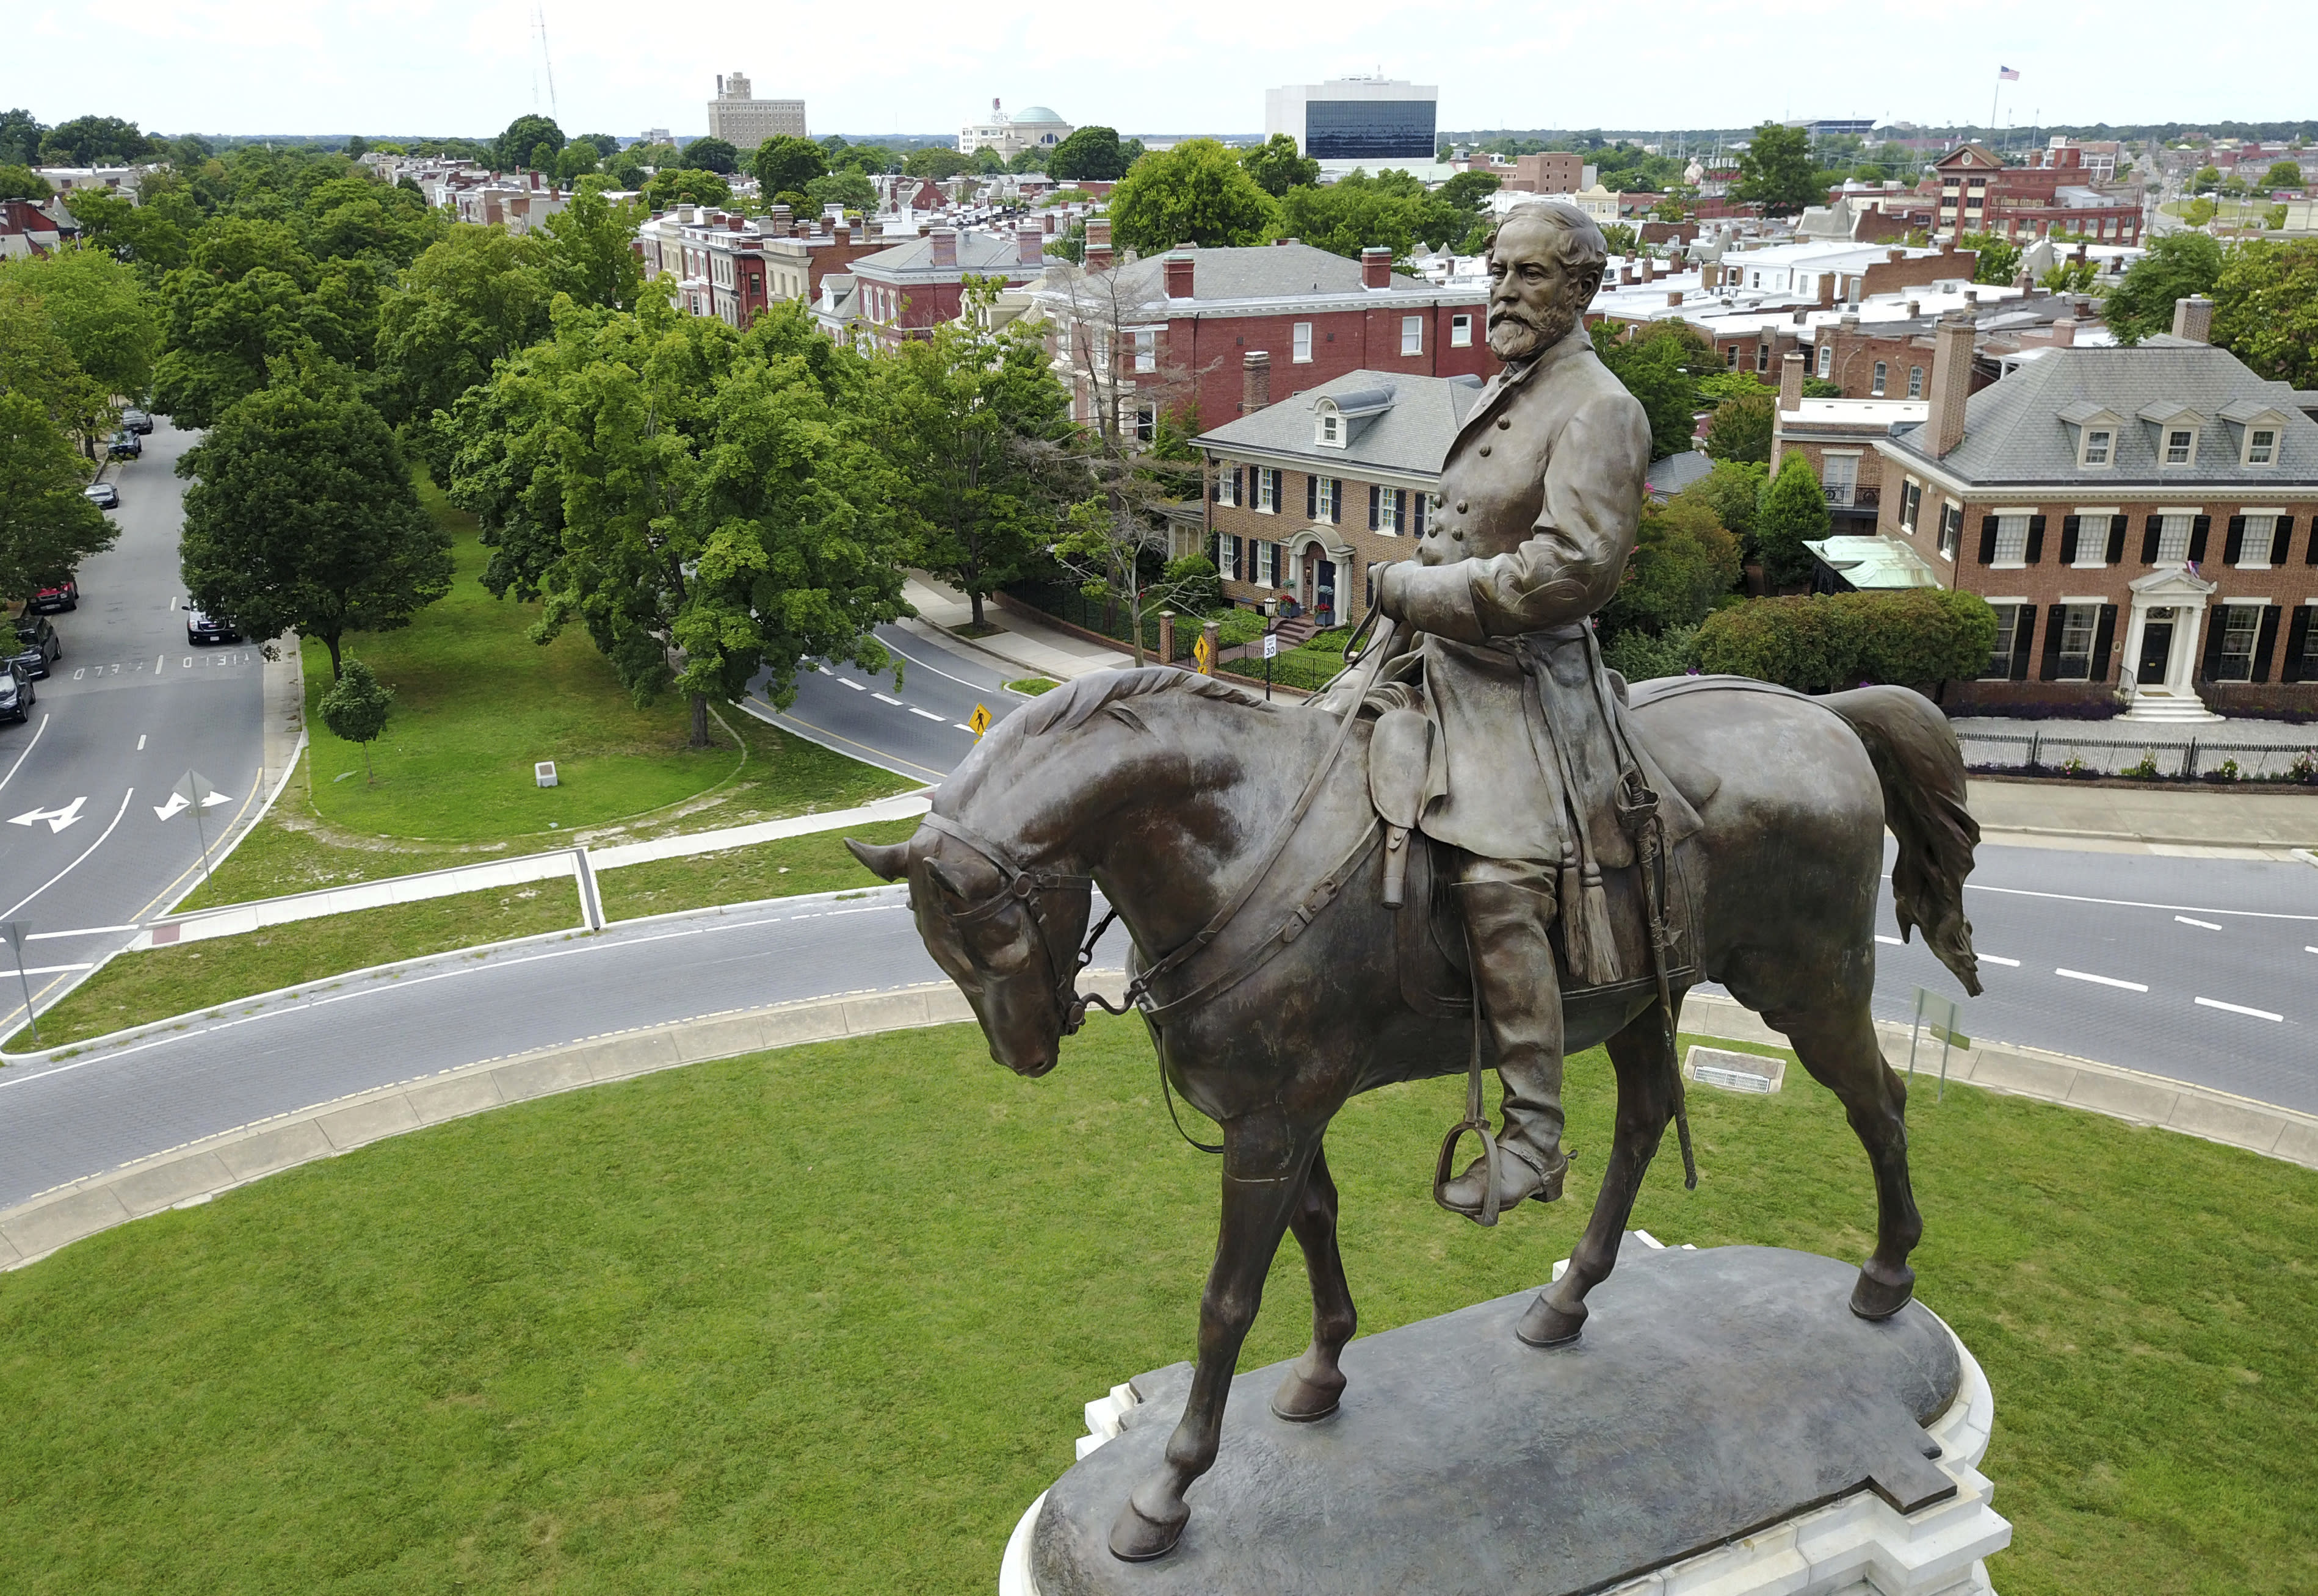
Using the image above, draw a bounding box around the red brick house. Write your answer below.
[636,206,885,328]
[813,226,1049,350]
[1932,142,2142,245]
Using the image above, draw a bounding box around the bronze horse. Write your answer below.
[847,665,1982,1562]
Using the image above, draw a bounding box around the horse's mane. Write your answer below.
[1016,665,1273,738]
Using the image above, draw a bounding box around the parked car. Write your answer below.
[107,430,141,460]
[83,482,118,509]
[29,579,78,613]
[0,663,31,723]
[10,615,60,678]
[120,408,153,433]
[186,608,239,645]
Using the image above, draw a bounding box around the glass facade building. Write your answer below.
[1304,98,1437,161]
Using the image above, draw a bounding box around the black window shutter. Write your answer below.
[1369,484,1380,529]
[1306,474,1317,519]
[2200,608,2229,682]
[2038,604,2066,681]
[2272,515,2294,565]
[1396,489,1408,530]
[2091,604,2118,682]
[1411,493,1427,538]
[2223,515,2246,565]
[2189,515,2211,561]
[2105,515,2128,565]
[1273,543,1286,585]
[2283,607,2313,683]
[2059,515,2081,564]
[2010,605,2037,680]
[2252,605,2282,683]
[1234,466,1244,504]
[2140,515,2161,563]
[2026,514,2046,564]
[1977,515,2000,565]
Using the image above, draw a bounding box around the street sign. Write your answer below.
[967,703,993,737]
[161,770,225,881]
[0,920,38,1047]
[1192,634,1215,674]
[1907,986,1969,1100]
[1261,633,1280,660]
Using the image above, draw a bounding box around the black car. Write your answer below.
[107,430,141,460]
[0,663,32,724]
[121,408,154,433]
[83,482,118,510]
[10,615,60,678]
[187,608,239,645]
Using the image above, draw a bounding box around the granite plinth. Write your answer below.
[1024,1245,2001,1596]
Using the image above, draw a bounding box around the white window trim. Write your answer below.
[1291,322,1314,364]
[1449,314,1473,348]
[1400,314,1422,356]
[2071,508,2118,569]
[1819,447,1863,458]
[2077,426,2117,469]
[2240,422,2284,467]
[2160,425,2200,468]
[1936,500,1962,562]
[2236,510,2283,571]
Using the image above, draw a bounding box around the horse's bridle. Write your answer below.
[916,811,1126,1036]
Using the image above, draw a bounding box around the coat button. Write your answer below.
[1497,417,1511,430]
[1478,444,1491,457]
[1457,500,1468,513]
[1451,529,1464,541]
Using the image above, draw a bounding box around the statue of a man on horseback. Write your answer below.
[1371,199,1659,1222]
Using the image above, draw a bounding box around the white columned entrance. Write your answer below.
[2120,563,2222,723]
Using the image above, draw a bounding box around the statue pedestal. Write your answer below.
[1001,1241,2009,1596]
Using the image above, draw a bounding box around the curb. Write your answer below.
[2,980,2307,1275]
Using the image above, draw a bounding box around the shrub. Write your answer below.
[1692,590,1997,694]
[1603,623,1699,683]
[1212,608,1266,648]
[1753,452,1831,590]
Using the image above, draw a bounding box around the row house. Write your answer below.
[814,226,1048,350]
[452,172,575,235]
[1197,368,1483,627]
[1770,353,1926,538]
[1930,142,2143,245]
[636,206,883,327]
[1032,230,1493,439]
[1872,299,2318,718]
[0,198,71,260]
[1802,291,2093,403]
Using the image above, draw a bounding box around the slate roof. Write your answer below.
[1195,369,1485,477]
[851,231,1034,280]
[1888,344,2318,486]
[1065,242,1460,312]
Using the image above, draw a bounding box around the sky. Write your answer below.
[12,0,2312,142]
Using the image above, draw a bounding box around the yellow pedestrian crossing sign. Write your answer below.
[968,703,993,737]
[1192,634,1215,674]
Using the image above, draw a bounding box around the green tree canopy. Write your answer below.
[754,135,828,198]
[1590,322,1709,461]
[902,147,971,181]
[0,244,161,410]
[1599,490,1742,645]
[373,226,553,428]
[40,115,159,167]
[0,298,120,592]
[149,219,363,427]
[2262,160,2306,190]
[1753,450,1831,590]
[178,377,453,677]
[1046,127,1131,183]
[554,143,599,186]
[643,168,732,210]
[1733,123,1820,215]
[1273,168,1480,264]
[539,187,647,312]
[1007,146,1048,175]
[1107,139,1278,255]
[1703,389,1773,465]
[805,172,877,215]
[2103,231,2223,344]
[1240,134,1319,197]
[496,115,564,172]
[1695,589,1996,693]
[0,110,41,168]
[2211,239,2318,389]
[2190,165,2222,194]
[684,137,740,175]
[1957,232,2021,286]
[317,655,394,783]
[1436,170,1501,212]
[0,165,52,201]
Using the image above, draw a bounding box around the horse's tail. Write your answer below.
[1823,685,1984,997]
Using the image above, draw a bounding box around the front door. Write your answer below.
[2137,615,2174,687]
[1315,559,1338,626]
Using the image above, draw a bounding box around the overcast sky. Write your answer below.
[13,0,2309,142]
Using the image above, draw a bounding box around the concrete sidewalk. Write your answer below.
[903,574,1128,683]
[1966,778,2318,858]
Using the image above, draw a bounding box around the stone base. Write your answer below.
[1001,1241,2008,1596]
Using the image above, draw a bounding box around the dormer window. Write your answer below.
[2165,428,2195,466]
[2247,427,2277,465]
[2084,429,2112,466]
[1315,404,1345,448]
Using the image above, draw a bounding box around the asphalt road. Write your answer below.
[750,621,1042,785]
[0,420,267,1036]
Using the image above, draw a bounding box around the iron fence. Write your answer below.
[1955,729,2318,783]
[1003,583,1197,664]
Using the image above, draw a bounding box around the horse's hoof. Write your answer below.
[1849,1264,1916,1321]
[1516,1294,1586,1347]
[1109,1492,1190,1562]
[1270,1366,1345,1423]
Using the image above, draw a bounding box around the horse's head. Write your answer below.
[847,823,1094,1079]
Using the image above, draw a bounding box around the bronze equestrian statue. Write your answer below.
[848,201,1985,1565]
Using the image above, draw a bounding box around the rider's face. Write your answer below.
[1487,220,1598,362]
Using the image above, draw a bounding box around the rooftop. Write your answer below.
[1805,535,1941,590]
[1041,242,1469,314]
[1195,369,1486,477]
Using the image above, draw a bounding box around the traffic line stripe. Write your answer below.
[871,693,903,706]
[1874,934,1902,946]
[0,963,95,978]
[908,707,946,721]
[1980,954,2021,967]
[2194,996,2283,1022]
[24,925,139,941]
[836,677,864,690]
[955,723,977,734]
[2174,915,2223,931]
[2055,967,2148,992]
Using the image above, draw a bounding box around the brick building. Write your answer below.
[1872,301,2318,717]
[1770,353,1925,536]
[1931,142,2142,245]
[1505,153,1586,195]
[1033,234,1493,439]
[636,206,885,327]
[1197,368,1482,626]
[813,226,1048,349]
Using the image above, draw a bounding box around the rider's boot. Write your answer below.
[1439,866,1570,1222]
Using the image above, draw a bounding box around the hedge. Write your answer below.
[1693,589,1998,693]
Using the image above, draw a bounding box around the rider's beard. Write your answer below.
[1488,295,1577,363]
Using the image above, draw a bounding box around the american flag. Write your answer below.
[1997,65,2020,80]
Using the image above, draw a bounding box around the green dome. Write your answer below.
[1014,106,1065,124]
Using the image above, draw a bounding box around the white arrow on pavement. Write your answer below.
[202,789,233,807]
[154,792,189,820]
[9,796,87,833]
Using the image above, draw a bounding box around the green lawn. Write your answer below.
[1,1016,2309,1595]
[596,818,916,922]
[13,881,584,1052]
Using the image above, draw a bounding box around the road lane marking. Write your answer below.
[908,707,946,721]
[9,796,87,832]
[0,963,95,978]
[1874,934,1902,945]
[26,925,139,940]
[2175,915,2222,931]
[153,654,162,674]
[878,633,1014,696]
[0,713,48,794]
[137,734,147,749]
[836,677,864,690]
[1980,955,2021,967]
[872,693,904,706]
[955,723,977,733]
[750,702,947,782]
[2194,996,2283,1022]
[2055,968,2148,992]
[0,788,133,920]
[1965,882,2318,922]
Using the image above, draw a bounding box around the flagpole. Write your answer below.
[1988,76,2000,152]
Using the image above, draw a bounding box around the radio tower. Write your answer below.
[533,3,560,123]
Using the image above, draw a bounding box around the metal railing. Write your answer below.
[1003,582,1198,663]
[1823,483,1882,510]
[1954,729,2318,782]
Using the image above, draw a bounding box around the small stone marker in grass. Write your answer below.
[1682,1044,1784,1094]
[536,761,559,788]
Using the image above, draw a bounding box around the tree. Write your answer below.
[753,135,827,198]
[149,221,361,427]
[373,226,554,427]
[0,109,41,168]
[643,168,732,210]
[539,187,647,312]
[805,172,877,215]
[445,298,910,746]
[1703,389,1773,465]
[1007,146,1048,175]
[0,244,161,413]
[1047,126,1131,183]
[1733,123,1820,216]
[1436,170,1501,213]
[1689,460,1766,552]
[683,137,739,175]
[901,147,971,181]
[2103,231,2223,343]
[0,165,51,201]
[1599,491,1741,644]
[1753,451,1831,590]
[2211,239,2318,389]
[1695,590,1995,693]
[40,115,158,167]
[1599,222,1639,256]
[880,279,1075,627]
[1956,232,2021,286]
[317,656,394,783]
[554,143,599,186]
[178,377,452,678]
[1240,134,1319,197]
[1108,139,1278,255]
[2190,165,2222,194]
[2263,160,2306,190]
[496,115,563,172]
[1590,322,1708,461]
[2040,258,2099,294]
[0,300,119,595]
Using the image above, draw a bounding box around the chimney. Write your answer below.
[1667,289,1683,307]
[1641,256,1656,283]
[2171,295,2213,344]
[1906,298,1921,318]
[1886,248,1905,264]
[1241,350,1270,414]
[1778,351,1805,414]
[833,223,850,246]
[1817,272,1835,308]
[1926,313,1974,458]
[1964,288,1979,308]
[1361,245,1393,289]
[1020,225,1046,267]
[1084,218,1114,272]
[1703,262,1721,290]
[1165,251,1197,298]
[929,228,958,269]
[2051,317,2077,347]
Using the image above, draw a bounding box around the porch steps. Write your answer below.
[2121,689,2225,724]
